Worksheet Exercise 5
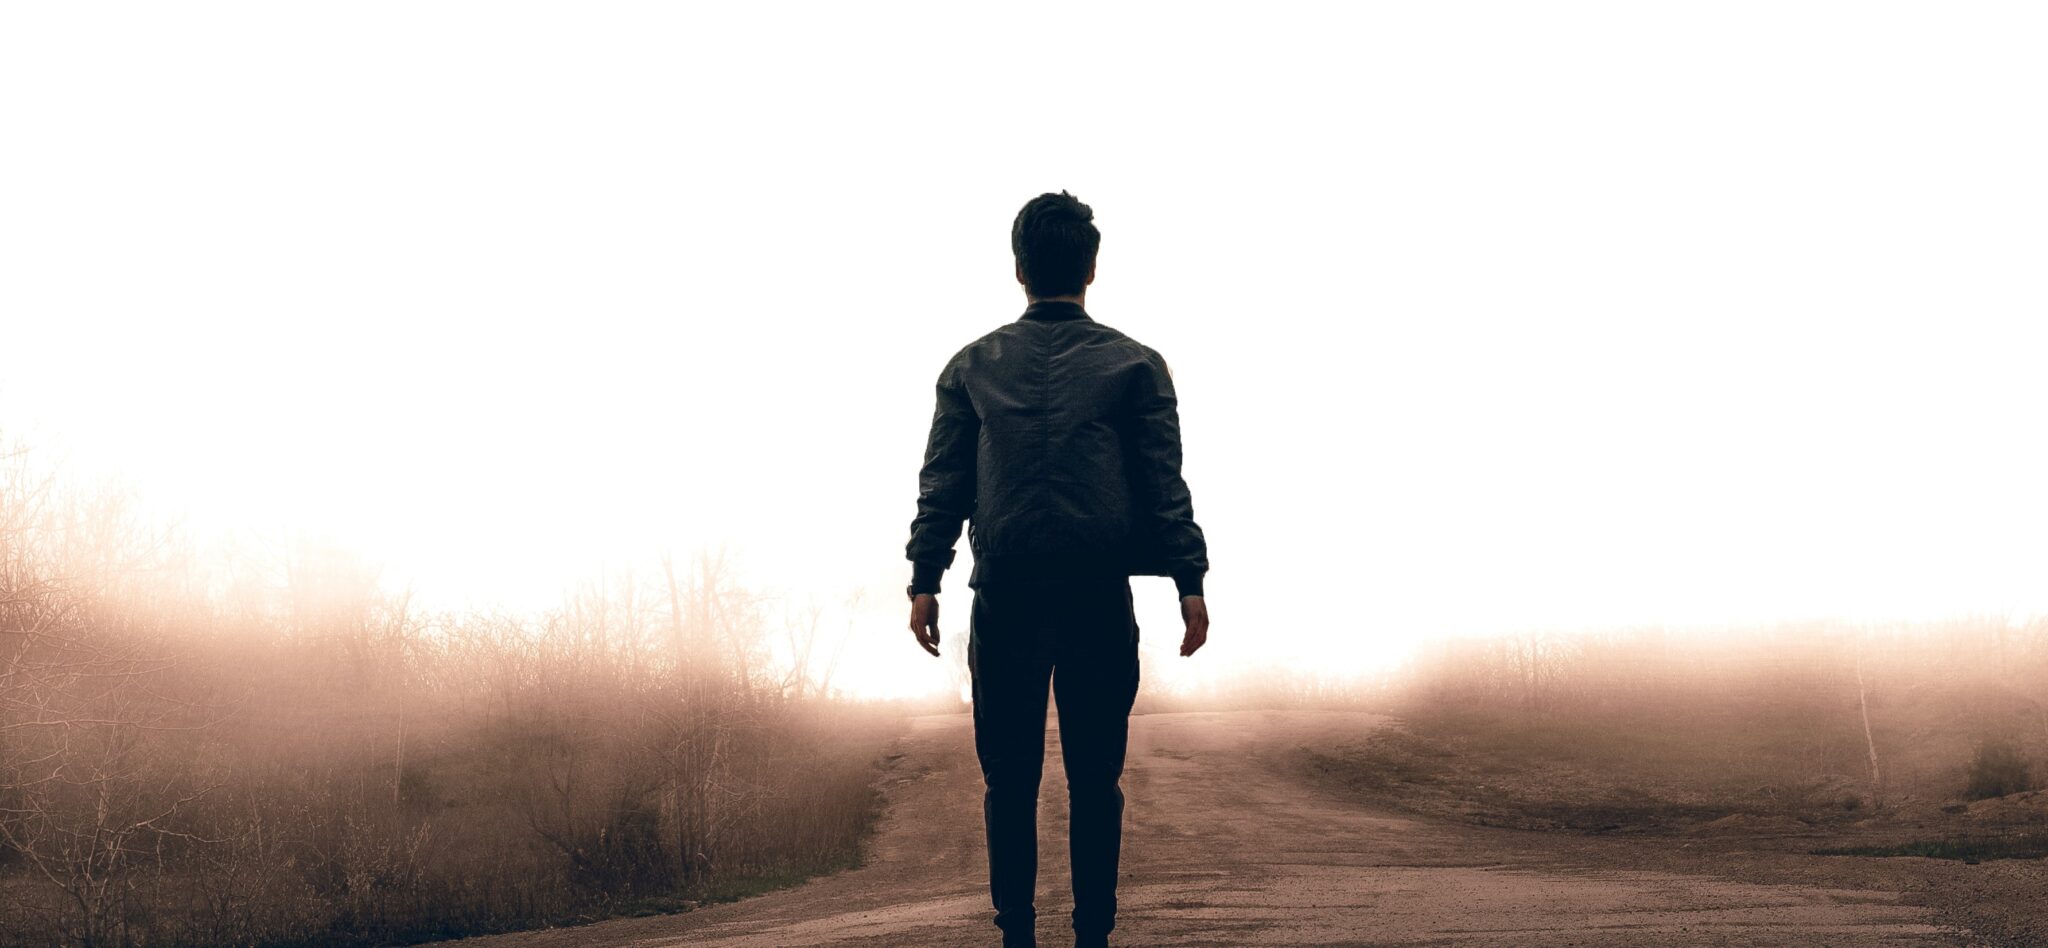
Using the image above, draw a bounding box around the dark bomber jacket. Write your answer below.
[905,300,1208,598]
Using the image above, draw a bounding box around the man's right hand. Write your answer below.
[1179,595,1209,657]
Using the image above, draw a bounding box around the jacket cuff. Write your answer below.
[1172,571,1204,599]
[909,560,947,596]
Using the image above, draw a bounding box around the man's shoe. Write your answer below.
[1074,935,1108,948]
[1000,937,1036,948]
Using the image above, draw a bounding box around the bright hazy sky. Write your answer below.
[4,4,2044,696]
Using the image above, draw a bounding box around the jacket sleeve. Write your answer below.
[905,356,978,594]
[1129,349,1209,598]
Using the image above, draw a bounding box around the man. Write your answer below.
[904,191,1211,948]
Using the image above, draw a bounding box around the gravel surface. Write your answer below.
[447,710,1966,947]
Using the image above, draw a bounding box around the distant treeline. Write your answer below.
[1400,615,2048,809]
[0,442,892,947]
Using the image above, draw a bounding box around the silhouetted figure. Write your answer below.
[905,191,1211,948]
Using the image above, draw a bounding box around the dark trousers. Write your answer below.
[968,576,1141,941]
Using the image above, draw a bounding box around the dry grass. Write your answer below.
[0,445,899,948]
[1305,618,2048,836]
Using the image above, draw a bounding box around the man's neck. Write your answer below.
[1027,293,1086,307]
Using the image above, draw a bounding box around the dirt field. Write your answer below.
[437,709,2011,946]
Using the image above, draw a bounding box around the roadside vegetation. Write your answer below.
[1307,618,2048,842]
[1296,619,2048,943]
[0,441,896,947]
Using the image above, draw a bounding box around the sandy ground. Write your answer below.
[452,710,1960,947]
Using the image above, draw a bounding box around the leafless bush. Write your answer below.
[1965,738,2032,800]
[0,438,892,947]
[1398,617,2048,810]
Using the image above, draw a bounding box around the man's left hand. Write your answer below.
[1179,595,1209,657]
[908,594,941,657]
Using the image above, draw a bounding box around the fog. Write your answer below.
[6,5,2048,945]
[6,5,2045,696]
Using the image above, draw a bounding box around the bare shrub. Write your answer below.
[0,437,894,947]
[1964,739,2031,801]
[1392,616,2048,829]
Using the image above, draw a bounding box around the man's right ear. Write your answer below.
[1015,262,1027,286]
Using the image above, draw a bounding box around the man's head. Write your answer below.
[1011,191,1099,300]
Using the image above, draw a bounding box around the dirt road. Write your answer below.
[461,710,1956,946]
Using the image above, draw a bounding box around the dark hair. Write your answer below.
[1011,191,1099,298]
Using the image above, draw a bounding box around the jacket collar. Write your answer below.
[1021,300,1090,322]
